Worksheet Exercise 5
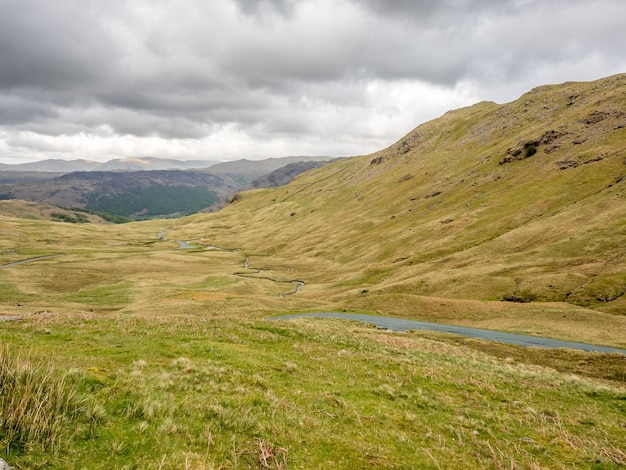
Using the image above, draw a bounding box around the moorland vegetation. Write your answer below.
[0,74,625,468]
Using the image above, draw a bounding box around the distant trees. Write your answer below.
[51,212,89,223]
[85,185,219,219]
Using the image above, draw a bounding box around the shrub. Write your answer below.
[524,145,538,158]
[524,140,539,158]
[51,212,89,223]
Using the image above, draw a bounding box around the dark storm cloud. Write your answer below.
[0,0,624,163]
[0,0,120,90]
[0,95,58,125]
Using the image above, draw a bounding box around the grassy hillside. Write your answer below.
[0,200,109,223]
[175,74,626,316]
[1,75,625,468]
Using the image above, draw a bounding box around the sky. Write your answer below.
[1,0,625,164]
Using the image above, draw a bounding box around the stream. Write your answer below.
[238,257,304,297]
[158,232,304,297]
[3,239,623,355]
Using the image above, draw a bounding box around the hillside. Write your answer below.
[172,74,626,316]
[250,160,332,189]
[205,156,333,185]
[0,200,108,223]
[0,170,229,219]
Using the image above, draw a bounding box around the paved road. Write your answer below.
[269,312,626,355]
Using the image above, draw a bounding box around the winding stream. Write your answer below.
[158,232,304,297]
[237,257,304,297]
[155,232,623,349]
[4,235,623,355]
[269,312,626,355]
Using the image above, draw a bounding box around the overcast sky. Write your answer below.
[1,0,625,164]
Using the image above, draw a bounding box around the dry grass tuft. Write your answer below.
[0,346,79,453]
[235,438,288,469]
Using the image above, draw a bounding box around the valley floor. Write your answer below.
[0,218,625,468]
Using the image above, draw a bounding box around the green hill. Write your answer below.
[176,73,626,316]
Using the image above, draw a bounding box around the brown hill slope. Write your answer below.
[0,200,107,223]
[171,74,626,316]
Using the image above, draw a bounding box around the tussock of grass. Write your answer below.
[0,346,79,454]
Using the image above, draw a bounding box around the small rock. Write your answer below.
[0,458,13,470]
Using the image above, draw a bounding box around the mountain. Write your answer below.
[0,156,335,219]
[0,157,219,172]
[0,158,102,172]
[205,156,334,185]
[0,156,332,173]
[94,157,219,171]
[249,160,332,188]
[0,170,232,219]
[178,73,626,315]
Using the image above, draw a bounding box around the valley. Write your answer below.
[1,75,625,469]
[0,157,333,220]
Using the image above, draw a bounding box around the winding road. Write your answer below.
[269,312,626,355]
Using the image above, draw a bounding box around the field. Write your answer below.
[0,214,625,469]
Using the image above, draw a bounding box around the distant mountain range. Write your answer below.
[0,157,220,172]
[0,156,334,219]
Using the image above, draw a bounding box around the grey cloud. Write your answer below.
[234,0,295,16]
[0,0,625,163]
[354,0,493,19]
[0,0,120,91]
[0,95,59,125]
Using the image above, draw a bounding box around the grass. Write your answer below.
[64,281,132,307]
[0,346,80,455]
[0,219,624,469]
[1,315,625,469]
[1,74,625,468]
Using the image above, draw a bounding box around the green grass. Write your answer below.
[64,281,132,307]
[1,316,625,469]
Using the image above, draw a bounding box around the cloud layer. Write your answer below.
[1,0,625,163]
